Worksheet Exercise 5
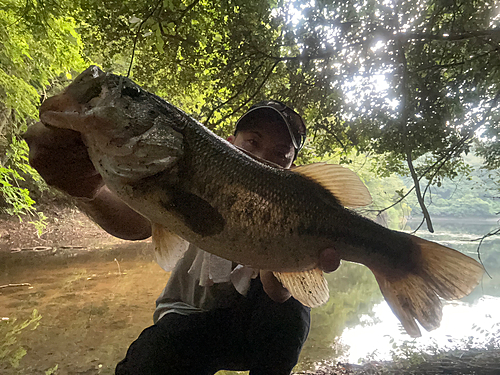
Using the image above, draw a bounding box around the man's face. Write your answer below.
[228,121,295,169]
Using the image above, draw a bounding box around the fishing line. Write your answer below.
[126,0,163,78]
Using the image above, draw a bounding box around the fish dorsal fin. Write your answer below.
[293,163,372,207]
[273,269,329,308]
[152,223,190,271]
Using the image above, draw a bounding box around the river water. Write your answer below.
[0,221,498,374]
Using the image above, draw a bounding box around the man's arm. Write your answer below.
[77,186,151,240]
[24,122,151,240]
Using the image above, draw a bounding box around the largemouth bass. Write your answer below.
[36,66,483,337]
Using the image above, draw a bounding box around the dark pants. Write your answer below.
[116,278,310,375]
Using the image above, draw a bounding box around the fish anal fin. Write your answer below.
[293,163,372,207]
[152,223,190,271]
[273,268,329,308]
[370,234,484,337]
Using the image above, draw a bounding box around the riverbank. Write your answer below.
[302,347,500,374]
[0,206,129,254]
[293,347,500,374]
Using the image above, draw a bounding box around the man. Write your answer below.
[25,100,340,374]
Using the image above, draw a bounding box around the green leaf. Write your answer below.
[129,16,141,24]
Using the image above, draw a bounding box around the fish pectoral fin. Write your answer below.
[152,223,190,271]
[372,234,484,338]
[273,268,329,308]
[162,189,226,237]
[293,163,372,207]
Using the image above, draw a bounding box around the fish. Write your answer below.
[36,66,484,337]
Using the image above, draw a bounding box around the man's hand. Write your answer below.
[261,247,341,303]
[260,270,292,303]
[318,248,341,273]
[25,122,152,240]
[24,122,104,199]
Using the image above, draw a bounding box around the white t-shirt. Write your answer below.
[154,244,258,323]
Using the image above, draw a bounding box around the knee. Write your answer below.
[115,324,177,374]
[248,303,310,371]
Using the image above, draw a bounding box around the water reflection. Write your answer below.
[1,221,498,373]
[297,263,382,369]
[1,241,167,375]
[342,296,500,363]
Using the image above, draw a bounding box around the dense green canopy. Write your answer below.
[1,0,500,220]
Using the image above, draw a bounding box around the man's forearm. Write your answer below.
[76,185,152,240]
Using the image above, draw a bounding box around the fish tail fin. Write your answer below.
[371,234,484,337]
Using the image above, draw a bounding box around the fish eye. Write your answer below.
[121,84,141,98]
[277,152,287,160]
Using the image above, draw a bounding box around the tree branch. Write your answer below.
[127,0,163,77]
[315,122,349,154]
[411,50,495,73]
[0,283,32,289]
[393,0,434,233]
[369,86,499,221]
[400,28,500,42]
[157,22,197,46]
[209,60,282,128]
[250,28,500,65]
[204,63,264,125]
[369,123,472,218]
[175,0,201,22]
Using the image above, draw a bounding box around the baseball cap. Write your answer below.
[235,100,307,156]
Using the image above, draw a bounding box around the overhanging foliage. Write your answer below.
[1,0,500,222]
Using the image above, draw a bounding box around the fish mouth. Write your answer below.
[39,104,87,132]
[38,66,108,131]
